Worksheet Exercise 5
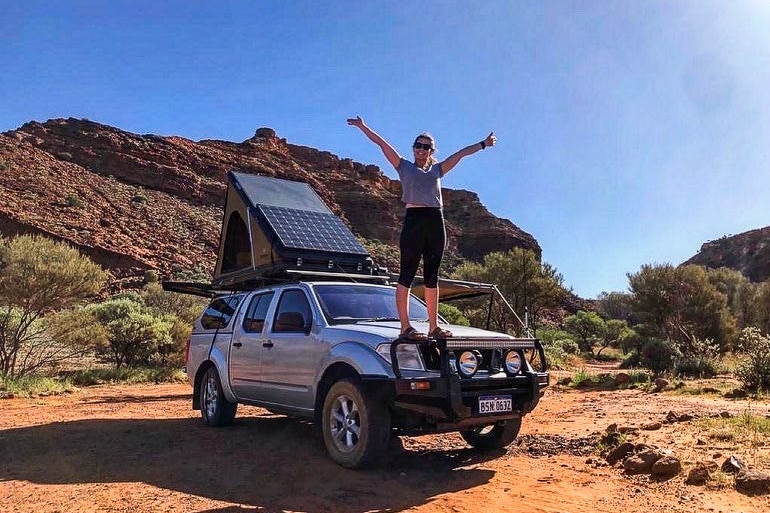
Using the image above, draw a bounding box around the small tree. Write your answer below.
[0,235,107,377]
[597,319,634,358]
[88,297,173,368]
[452,249,567,335]
[563,310,606,355]
[735,327,770,391]
[627,263,737,352]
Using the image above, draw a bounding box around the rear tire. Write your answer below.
[460,418,521,450]
[200,366,237,426]
[321,379,391,468]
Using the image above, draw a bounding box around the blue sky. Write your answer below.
[3,1,769,298]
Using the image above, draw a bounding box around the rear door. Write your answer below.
[229,291,275,400]
[258,287,327,411]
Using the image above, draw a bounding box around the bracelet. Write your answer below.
[480,141,486,150]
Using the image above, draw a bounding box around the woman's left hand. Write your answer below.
[483,132,496,148]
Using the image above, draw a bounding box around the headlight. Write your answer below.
[457,350,482,378]
[376,343,425,371]
[505,350,522,375]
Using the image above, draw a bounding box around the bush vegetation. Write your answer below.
[0,373,75,397]
[451,248,568,335]
[3,235,770,396]
[64,193,84,208]
[61,366,186,386]
[735,327,770,391]
[0,234,107,377]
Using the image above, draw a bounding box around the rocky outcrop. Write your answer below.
[0,118,540,283]
[684,227,770,282]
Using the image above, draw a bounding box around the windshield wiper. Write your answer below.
[365,317,401,322]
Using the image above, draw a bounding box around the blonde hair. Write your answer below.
[414,132,438,165]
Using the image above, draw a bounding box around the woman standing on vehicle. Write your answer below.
[347,116,496,340]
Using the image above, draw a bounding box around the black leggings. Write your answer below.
[398,207,446,288]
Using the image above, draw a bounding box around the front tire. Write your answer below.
[199,366,237,426]
[460,418,521,450]
[321,379,391,468]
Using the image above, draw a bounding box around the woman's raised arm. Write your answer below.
[439,132,496,176]
[347,116,402,169]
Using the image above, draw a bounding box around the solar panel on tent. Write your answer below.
[258,205,368,254]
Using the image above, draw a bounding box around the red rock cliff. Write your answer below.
[0,118,540,282]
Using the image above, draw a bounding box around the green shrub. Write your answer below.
[438,303,470,326]
[87,296,174,368]
[675,355,720,378]
[620,338,680,375]
[132,193,148,204]
[64,193,84,208]
[571,367,592,387]
[541,342,568,369]
[0,160,9,171]
[61,366,186,386]
[735,327,770,391]
[143,270,160,284]
[0,374,74,397]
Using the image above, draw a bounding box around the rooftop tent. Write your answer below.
[213,171,378,287]
[410,277,497,302]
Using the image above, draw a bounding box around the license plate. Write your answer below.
[478,395,512,414]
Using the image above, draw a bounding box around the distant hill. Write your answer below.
[684,226,770,282]
[0,118,540,286]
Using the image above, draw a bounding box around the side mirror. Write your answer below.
[275,311,310,334]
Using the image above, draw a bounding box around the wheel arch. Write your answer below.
[192,361,215,410]
[314,362,360,423]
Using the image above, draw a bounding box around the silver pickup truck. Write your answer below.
[186,280,549,468]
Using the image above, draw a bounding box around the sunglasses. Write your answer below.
[413,142,433,150]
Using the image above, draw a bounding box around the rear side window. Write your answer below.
[242,292,275,333]
[201,295,243,330]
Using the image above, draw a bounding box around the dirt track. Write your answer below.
[1,382,769,513]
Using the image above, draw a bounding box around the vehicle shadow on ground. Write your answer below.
[0,415,498,512]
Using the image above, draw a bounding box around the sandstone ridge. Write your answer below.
[684,227,770,282]
[0,117,540,283]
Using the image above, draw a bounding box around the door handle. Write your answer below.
[262,340,274,348]
[232,342,243,348]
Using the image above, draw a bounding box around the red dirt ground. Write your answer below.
[1,382,769,513]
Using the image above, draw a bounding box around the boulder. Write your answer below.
[642,421,662,431]
[735,470,770,495]
[623,448,663,474]
[725,388,748,399]
[721,455,746,474]
[651,455,682,478]
[614,372,630,384]
[685,461,718,485]
[254,127,277,138]
[606,442,635,465]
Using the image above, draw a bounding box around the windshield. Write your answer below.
[313,284,429,324]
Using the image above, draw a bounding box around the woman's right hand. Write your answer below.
[346,116,365,128]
